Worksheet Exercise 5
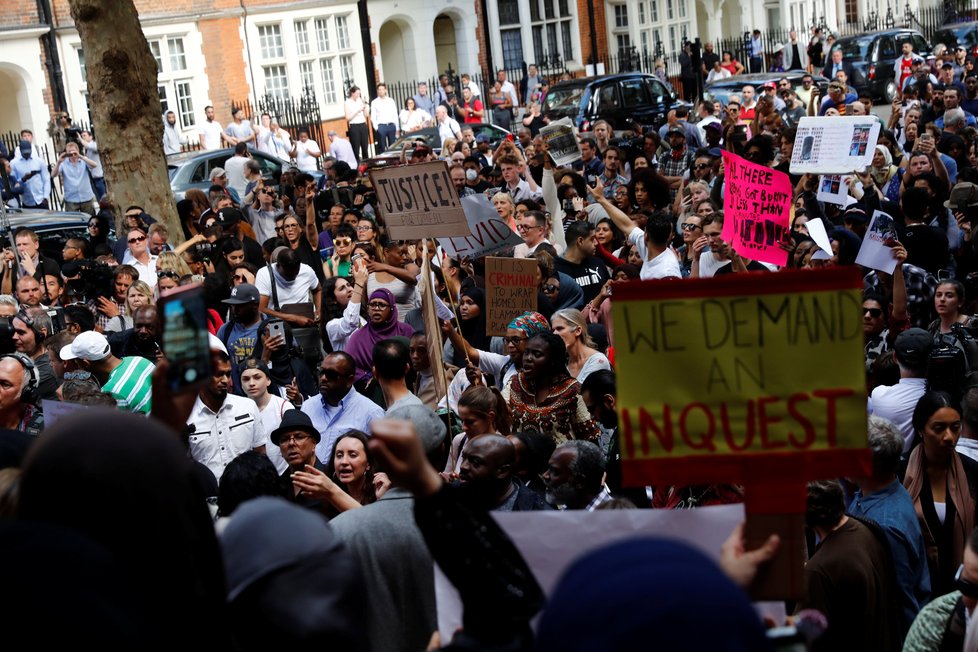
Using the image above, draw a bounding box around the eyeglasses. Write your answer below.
[275,225,285,232]
[956,564,978,598]
[281,433,313,444]
[355,225,372,232]
[864,307,883,318]
[334,237,352,246]
[542,283,559,293]
[681,222,702,231]
[367,302,390,310]
[503,335,528,345]
[128,235,146,244]
[88,222,99,228]
[516,224,542,232]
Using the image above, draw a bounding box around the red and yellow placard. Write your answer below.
[610,268,871,491]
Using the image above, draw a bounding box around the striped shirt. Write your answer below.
[103,356,155,414]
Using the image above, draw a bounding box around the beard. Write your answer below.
[545,482,578,507]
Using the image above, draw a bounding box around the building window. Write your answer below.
[498,0,520,25]
[175,81,195,127]
[77,48,86,81]
[641,31,649,52]
[533,26,544,62]
[264,65,289,99]
[844,0,857,22]
[558,0,569,15]
[167,37,187,71]
[339,55,355,85]
[614,4,628,28]
[319,58,338,103]
[149,40,163,74]
[616,33,631,54]
[158,85,169,113]
[316,18,331,52]
[667,0,674,20]
[258,25,284,60]
[295,20,310,56]
[639,2,646,24]
[500,28,523,68]
[669,25,676,52]
[544,0,555,19]
[679,0,687,18]
[651,0,659,21]
[530,0,541,21]
[561,21,573,60]
[299,60,315,95]
[653,28,662,50]
[336,15,351,49]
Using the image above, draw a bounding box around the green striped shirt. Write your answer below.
[103,356,155,414]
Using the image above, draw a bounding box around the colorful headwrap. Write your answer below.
[507,311,550,337]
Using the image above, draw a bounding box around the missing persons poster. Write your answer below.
[789,116,880,175]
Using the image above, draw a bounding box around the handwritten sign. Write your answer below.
[789,116,880,175]
[369,161,472,240]
[722,152,793,267]
[438,194,523,259]
[485,257,538,336]
[610,268,870,488]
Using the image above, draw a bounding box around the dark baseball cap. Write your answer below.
[895,328,935,368]
[222,283,260,305]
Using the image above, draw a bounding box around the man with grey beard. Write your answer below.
[542,440,612,510]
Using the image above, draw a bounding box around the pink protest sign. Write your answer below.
[721,151,793,267]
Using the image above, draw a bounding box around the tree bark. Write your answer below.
[67,0,184,243]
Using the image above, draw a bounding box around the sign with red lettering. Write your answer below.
[610,268,870,488]
[438,194,524,260]
[722,151,793,267]
[485,257,538,336]
[370,161,472,240]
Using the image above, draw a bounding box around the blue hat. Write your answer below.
[18,140,31,156]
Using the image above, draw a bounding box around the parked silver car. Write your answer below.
[167,148,324,201]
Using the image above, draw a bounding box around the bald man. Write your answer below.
[457,434,550,511]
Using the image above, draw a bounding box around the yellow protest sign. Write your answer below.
[610,268,870,488]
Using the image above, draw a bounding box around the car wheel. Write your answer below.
[883,80,897,103]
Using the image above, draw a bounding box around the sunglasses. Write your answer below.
[280,433,314,444]
[334,238,352,246]
[864,307,883,318]
[542,283,559,293]
[694,163,711,170]
[157,270,180,279]
[128,235,147,244]
[956,564,978,598]
[681,222,702,231]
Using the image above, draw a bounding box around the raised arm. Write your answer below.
[304,188,320,249]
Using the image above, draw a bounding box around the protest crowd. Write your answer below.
[11,22,978,652]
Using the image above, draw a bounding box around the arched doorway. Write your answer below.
[0,67,28,136]
[378,18,418,83]
[434,14,459,78]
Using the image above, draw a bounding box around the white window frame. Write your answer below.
[175,80,196,128]
[263,64,290,99]
[320,57,338,104]
[295,20,311,56]
[315,18,331,53]
[258,24,285,60]
[167,36,187,71]
[335,15,351,50]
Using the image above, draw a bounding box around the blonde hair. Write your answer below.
[492,192,515,208]
[126,280,155,316]
[157,251,193,276]
[552,308,594,347]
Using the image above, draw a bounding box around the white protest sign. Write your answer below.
[855,210,900,274]
[434,505,786,639]
[540,118,582,167]
[789,116,880,175]
[806,217,834,260]
[369,161,472,240]
[815,174,851,206]
[438,194,523,259]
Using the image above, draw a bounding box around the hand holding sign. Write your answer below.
[721,152,793,267]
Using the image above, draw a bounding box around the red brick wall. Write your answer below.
[198,16,250,124]
[576,0,610,67]
[474,0,489,78]
[0,0,41,26]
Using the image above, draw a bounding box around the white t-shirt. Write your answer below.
[257,394,290,474]
[200,120,225,150]
[294,140,320,172]
[640,249,683,280]
[223,155,248,201]
[255,263,320,306]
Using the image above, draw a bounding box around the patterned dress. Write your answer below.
[503,372,601,444]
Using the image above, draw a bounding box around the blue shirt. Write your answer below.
[59,158,95,203]
[302,386,384,463]
[216,318,264,394]
[849,479,931,627]
[10,156,51,206]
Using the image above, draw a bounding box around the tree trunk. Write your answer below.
[67,0,184,242]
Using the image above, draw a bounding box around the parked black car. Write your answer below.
[362,123,513,171]
[933,21,978,61]
[830,29,930,102]
[542,73,691,132]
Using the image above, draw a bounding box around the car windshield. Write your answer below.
[836,37,873,59]
[544,86,585,111]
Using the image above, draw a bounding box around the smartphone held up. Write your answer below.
[158,283,211,393]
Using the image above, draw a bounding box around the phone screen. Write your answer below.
[160,284,211,392]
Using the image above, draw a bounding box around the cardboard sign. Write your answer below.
[610,268,870,489]
[438,194,523,259]
[540,118,582,166]
[855,210,900,274]
[369,161,471,240]
[485,257,538,336]
[721,152,793,267]
[789,116,880,175]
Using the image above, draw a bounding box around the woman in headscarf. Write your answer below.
[86,210,115,256]
[451,286,488,367]
[503,331,601,444]
[869,145,899,198]
[17,411,228,650]
[344,288,414,383]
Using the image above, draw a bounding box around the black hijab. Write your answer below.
[17,410,229,650]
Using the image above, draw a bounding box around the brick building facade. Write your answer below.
[1,0,367,152]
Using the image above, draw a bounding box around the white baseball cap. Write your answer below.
[60,331,112,362]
